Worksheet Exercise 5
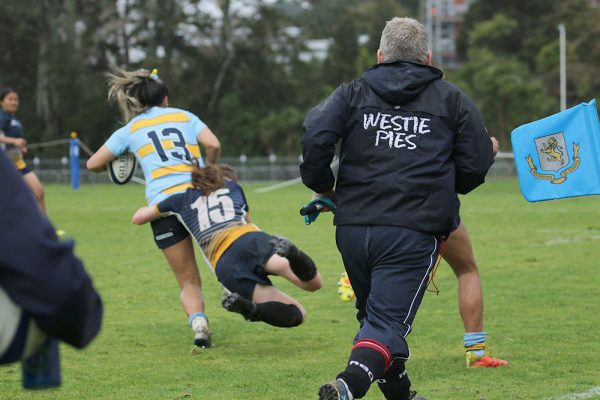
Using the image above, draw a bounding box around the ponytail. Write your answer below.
[106,66,169,122]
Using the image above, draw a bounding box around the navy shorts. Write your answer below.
[150,215,190,249]
[336,225,441,358]
[215,231,276,300]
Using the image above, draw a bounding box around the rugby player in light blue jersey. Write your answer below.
[87,67,220,348]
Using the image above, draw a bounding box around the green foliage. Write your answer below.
[1,180,600,399]
[453,48,554,147]
[456,0,600,150]
[1,0,598,156]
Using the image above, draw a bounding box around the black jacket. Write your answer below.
[300,60,494,235]
[0,149,103,349]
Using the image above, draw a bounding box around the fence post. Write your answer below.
[69,132,80,190]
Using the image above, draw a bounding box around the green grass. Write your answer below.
[2,179,600,399]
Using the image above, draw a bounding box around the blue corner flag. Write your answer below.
[511,99,600,202]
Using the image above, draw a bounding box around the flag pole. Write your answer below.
[557,23,566,111]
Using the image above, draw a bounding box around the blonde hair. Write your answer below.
[379,17,429,63]
[106,66,168,122]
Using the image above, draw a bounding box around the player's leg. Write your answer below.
[444,221,483,333]
[152,216,211,347]
[217,232,309,327]
[319,226,438,400]
[263,251,322,292]
[444,221,507,368]
[221,284,306,327]
[270,235,320,284]
[22,170,46,213]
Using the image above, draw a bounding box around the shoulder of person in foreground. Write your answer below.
[0,149,103,349]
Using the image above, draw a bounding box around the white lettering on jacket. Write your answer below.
[363,112,430,150]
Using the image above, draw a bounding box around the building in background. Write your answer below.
[421,0,472,69]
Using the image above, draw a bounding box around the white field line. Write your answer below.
[545,386,600,400]
[254,176,302,193]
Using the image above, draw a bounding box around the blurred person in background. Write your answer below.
[0,87,47,213]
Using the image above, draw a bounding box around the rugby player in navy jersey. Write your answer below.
[132,163,322,328]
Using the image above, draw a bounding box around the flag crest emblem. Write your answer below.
[511,100,600,202]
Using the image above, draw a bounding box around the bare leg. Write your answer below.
[221,248,322,326]
[263,253,323,292]
[443,222,483,333]
[161,236,205,316]
[252,284,307,320]
[22,171,46,213]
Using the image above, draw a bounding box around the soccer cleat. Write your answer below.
[465,344,508,368]
[270,235,299,259]
[191,316,212,348]
[337,272,355,302]
[466,353,509,368]
[221,292,257,321]
[318,379,352,400]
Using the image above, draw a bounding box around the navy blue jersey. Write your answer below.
[0,111,23,155]
[157,180,259,268]
[0,149,103,349]
[0,111,23,138]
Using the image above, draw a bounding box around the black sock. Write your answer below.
[253,302,303,327]
[377,359,412,400]
[288,250,317,281]
[337,345,389,398]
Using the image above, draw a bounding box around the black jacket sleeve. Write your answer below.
[300,86,348,193]
[452,90,495,194]
[0,149,103,349]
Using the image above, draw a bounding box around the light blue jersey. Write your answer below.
[104,107,207,205]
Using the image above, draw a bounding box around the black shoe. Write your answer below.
[221,292,257,321]
[409,391,427,400]
[318,380,351,400]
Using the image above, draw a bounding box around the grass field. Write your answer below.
[1,178,600,399]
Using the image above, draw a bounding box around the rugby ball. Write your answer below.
[108,152,137,185]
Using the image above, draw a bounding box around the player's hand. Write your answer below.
[312,190,336,212]
[14,138,27,154]
[490,136,499,157]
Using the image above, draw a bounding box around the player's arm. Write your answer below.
[86,145,116,172]
[300,85,347,194]
[133,195,182,225]
[132,205,160,225]
[197,127,220,164]
[0,135,27,153]
[452,93,495,194]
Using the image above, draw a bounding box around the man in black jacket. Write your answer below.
[0,148,103,385]
[301,17,494,400]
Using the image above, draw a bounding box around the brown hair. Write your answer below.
[219,164,238,182]
[191,161,224,195]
